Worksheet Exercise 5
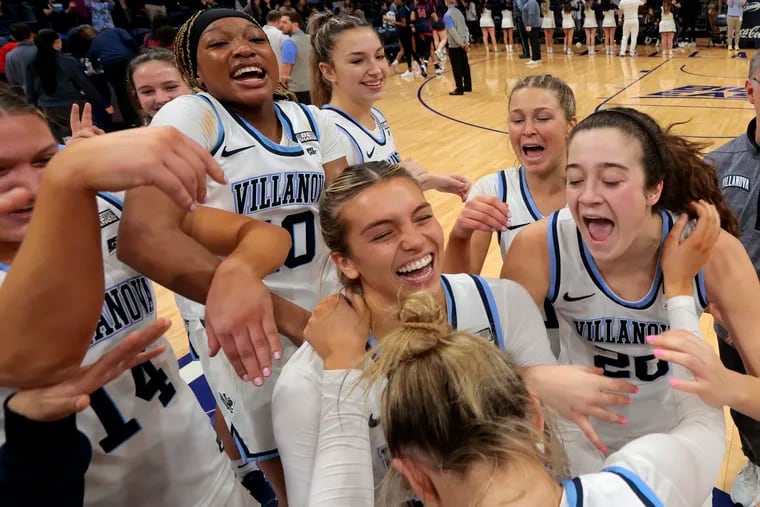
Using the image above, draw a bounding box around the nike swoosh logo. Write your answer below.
[366,147,376,159]
[221,145,255,157]
[563,292,594,302]
[507,223,529,231]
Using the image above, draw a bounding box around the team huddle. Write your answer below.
[1,6,759,507]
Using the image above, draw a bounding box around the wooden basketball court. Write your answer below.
[157,44,755,496]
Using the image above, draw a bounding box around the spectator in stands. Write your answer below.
[28,29,108,141]
[65,0,91,26]
[0,25,18,82]
[155,24,175,47]
[143,13,169,46]
[263,9,286,62]
[279,8,311,103]
[85,0,115,31]
[4,23,35,94]
[144,0,166,21]
[88,24,139,126]
[726,0,745,52]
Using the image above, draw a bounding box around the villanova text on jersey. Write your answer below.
[231,171,325,215]
[93,275,155,345]
[574,317,669,345]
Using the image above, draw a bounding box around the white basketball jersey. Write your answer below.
[560,468,664,507]
[0,194,240,507]
[547,208,708,449]
[468,166,546,257]
[175,93,335,320]
[322,105,401,167]
[468,166,562,356]
[368,273,514,481]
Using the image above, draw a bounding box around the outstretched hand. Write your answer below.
[7,319,170,422]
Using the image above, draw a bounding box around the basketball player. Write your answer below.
[0,88,293,506]
[117,9,350,504]
[2,320,171,506]
[272,161,645,504]
[308,13,469,199]
[309,291,723,507]
[443,74,574,274]
[501,107,747,478]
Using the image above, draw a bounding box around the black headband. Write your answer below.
[188,8,260,75]
[598,108,667,167]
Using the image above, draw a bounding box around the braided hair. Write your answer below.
[173,8,294,101]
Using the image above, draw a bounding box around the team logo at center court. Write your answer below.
[640,85,747,100]
[219,392,234,413]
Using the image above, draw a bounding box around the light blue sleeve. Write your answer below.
[281,39,297,65]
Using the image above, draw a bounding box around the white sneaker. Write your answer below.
[526,59,541,65]
[547,46,553,53]
[619,51,626,56]
[732,462,760,507]
[401,70,414,79]
[391,59,399,73]
[630,50,637,57]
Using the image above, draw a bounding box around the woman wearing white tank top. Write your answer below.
[308,13,470,198]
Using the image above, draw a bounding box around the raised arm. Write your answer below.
[0,127,221,388]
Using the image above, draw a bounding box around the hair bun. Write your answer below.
[393,292,451,358]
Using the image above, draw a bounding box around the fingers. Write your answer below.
[246,323,271,383]
[666,213,687,248]
[584,404,627,424]
[70,103,81,133]
[81,102,94,130]
[459,197,510,232]
[593,391,633,407]
[668,377,701,394]
[344,289,368,316]
[206,320,221,357]
[261,300,283,361]
[165,148,204,208]
[219,330,250,380]
[0,188,32,215]
[182,134,226,186]
[124,345,167,369]
[572,415,608,454]
[596,376,639,395]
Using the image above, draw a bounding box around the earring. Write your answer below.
[535,442,545,454]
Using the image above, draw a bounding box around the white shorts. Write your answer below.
[583,18,598,29]
[542,16,555,29]
[186,319,299,461]
[659,20,676,33]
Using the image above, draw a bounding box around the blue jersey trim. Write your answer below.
[298,103,321,142]
[696,270,708,308]
[561,478,583,507]
[577,210,671,310]
[97,192,124,210]
[440,275,458,329]
[602,466,663,507]
[231,424,279,462]
[496,170,508,245]
[0,262,8,271]
[547,211,561,303]
[469,275,505,350]
[519,166,542,221]
[336,124,364,164]
[195,94,225,156]
[226,105,304,157]
[322,105,388,145]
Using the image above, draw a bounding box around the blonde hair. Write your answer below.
[307,13,372,107]
[509,74,576,121]
[359,292,568,503]
[319,161,419,291]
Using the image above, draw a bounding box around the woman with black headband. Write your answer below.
[502,107,742,490]
[117,8,350,504]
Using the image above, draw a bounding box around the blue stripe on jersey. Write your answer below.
[322,105,388,145]
[602,466,663,507]
[440,275,458,329]
[561,478,583,507]
[299,104,321,142]
[231,424,279,462]
[276,103,298,143]
[195,94,225,155]
[0,262,8,271]
[519,166,542,221]
[336,124,365,164]
[696,270,708,308]
[577,210,671,310]
[97,192,123,210]
[547,211,561,303]
[227,106,304,157]
[468,275,505,350]
[496,170,508,245]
